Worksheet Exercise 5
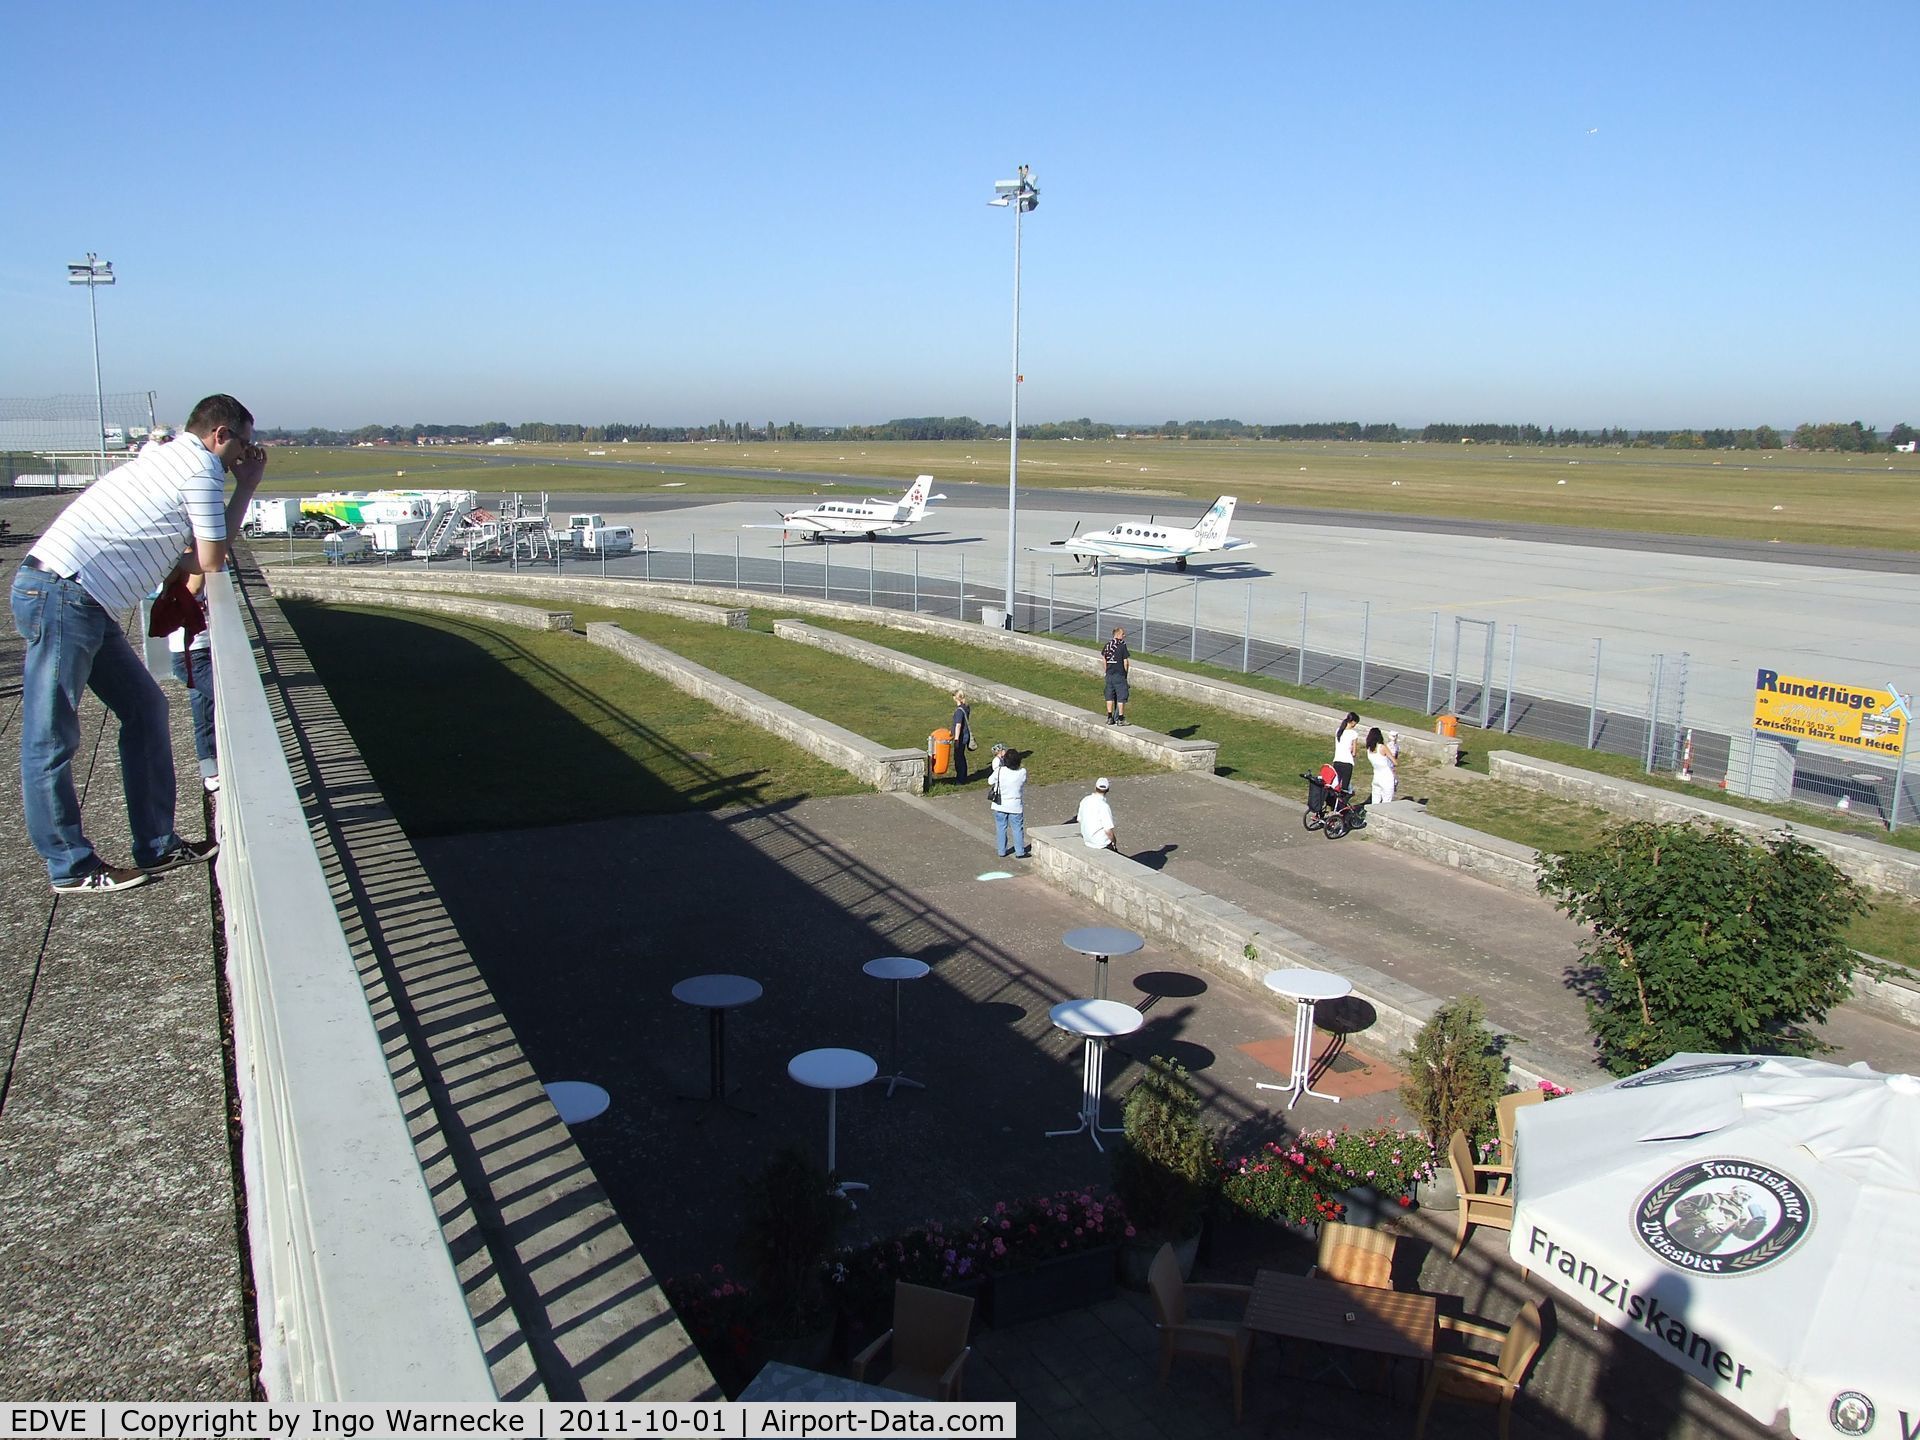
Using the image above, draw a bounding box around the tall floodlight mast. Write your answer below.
[67,252,115,474]
[987,165,1038,629]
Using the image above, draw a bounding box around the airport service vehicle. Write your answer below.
[741,475,945,542]
[362,518,429,552]
[1032,494,1255,574]
[323,530,371,564]
[241,497,304,536]
[554,513,637,555]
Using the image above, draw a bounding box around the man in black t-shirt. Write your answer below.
[1100,626,1131,725]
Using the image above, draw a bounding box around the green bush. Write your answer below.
[1110,1057,1219,1243]
[736,1148,849,1339]
[1398,997,1507,1147]
[1540,821,1870,1075]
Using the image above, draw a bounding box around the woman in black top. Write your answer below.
[950,689,975,783]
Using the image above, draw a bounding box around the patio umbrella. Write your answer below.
[1508,1053,1920,1440]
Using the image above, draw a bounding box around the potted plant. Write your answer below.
[981,1189,1131,1326]
[737,1147,849,1364]
[1397,997,1508,1211]
[1218,1126,1434,1231]
[1111,1058,1219,1285]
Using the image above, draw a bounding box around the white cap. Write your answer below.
[1095,777,1111,791]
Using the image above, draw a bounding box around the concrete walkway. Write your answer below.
[0,493,250,1400]
[929,770,1920,1082]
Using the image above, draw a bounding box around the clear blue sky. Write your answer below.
[4,2,1914,431]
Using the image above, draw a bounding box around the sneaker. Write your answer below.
[52,865,152,895]
[140,838,220,874]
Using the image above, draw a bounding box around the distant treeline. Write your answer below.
[261,416,1917,452]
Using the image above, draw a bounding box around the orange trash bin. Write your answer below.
[1435,714,1459,739]
[928,727,955,778]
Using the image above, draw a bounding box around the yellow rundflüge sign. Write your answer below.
[1751,670,1906,755]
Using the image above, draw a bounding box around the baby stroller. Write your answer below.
[1301,763,1364,839]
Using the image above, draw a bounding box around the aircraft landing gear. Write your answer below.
[1175,556,1188,573]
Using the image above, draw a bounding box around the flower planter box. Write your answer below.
[985,1246,1118,1328]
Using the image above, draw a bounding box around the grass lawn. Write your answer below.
[570,603,1152,791]
[278,600,866,834]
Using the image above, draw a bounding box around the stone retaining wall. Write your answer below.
[263,568,746,626]
[772,620,1219,773]
[268,578,572,632]
[584,622,925,793]
[1488,751,1920,900]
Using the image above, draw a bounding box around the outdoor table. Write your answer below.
[1062,926,1145,1001]
[672,973,763,1113]
[1245,1270,1436,1396]
[1044,998,1144,1151]
[862,956,931,1097]
[788,1047,879,1201]
[1256,967,1353,1108]
[544,1081,610,1125]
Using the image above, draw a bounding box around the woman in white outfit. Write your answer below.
[1332,711,1361,796]
[1365,726,1398,805]
[990,749,1030,858]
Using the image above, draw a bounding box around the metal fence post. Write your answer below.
[958,554,965,621]
[1425,612,1438,714]
[778,542,784,594]
[1048,569,1055,635]
[1480,620,1495,729]
[868,544,875,607]
[690,533,697,585]
[1503,625,1518,733]
[1242,583,1252,673]
[1297,592,1308,686]
[1645,655,1665,773]
[1448,619,1461,717]
[1587,638,1604,748]
[1141,569,1151,654]
[1094,569,1103,637]
[734,537,740,589]
[1358,600,1371,700]
[1891,726,1910,834]
[1190,577,1199,663]
[913,552,919,613]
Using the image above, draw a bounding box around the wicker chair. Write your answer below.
[1491,1089,1547,1196]
[1414,1301,1545,1440]
[1307,1221,1397,1290]
[1447,1129,1515,1259]
[1147,1242,1254,1423]
[850,1281,976,1401]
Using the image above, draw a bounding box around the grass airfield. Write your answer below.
[256,438,1920,551]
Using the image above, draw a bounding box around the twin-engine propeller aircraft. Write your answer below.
[742,474,945,542]
[1033,495,1256,573]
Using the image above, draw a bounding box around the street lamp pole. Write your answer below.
[989,166,1038,629]
[67,253,115,475]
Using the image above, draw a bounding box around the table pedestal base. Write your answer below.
[675,1008,755,1117]
[1255,996,1341,1109]
[1046,1036,1125,1151]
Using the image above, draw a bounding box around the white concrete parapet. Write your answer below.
[585,622,926,792]
[258,566,747,626]
[205,571,495,1401]
[772,619,1219,773]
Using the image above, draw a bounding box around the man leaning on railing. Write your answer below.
[10,393,267,895]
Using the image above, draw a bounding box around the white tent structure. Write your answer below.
[1510,1054,1920,1439]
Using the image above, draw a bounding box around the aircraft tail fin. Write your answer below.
[1192,495,1237,545]
[897,474,936,520]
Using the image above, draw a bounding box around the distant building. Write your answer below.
[1897,440,1917,453]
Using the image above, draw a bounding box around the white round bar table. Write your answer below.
[1062,927,1144,1001]
[1045,999,1144,1151]
[862,956,931,1097]
[1256,968,1353,1109]
[672,973,764,1114]
[544,1081,610,1125]
[789,1047,879,1201]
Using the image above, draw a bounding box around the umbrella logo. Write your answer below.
[1618,1058,1764,1089]
[1634,1159,1813,1275]
[1828,1391,1875,1435]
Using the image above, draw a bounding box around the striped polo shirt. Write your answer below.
[27,432,229,617]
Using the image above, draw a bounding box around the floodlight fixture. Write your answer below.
[67,253,115,471]
[986,165,1039,629]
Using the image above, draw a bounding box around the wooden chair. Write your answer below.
[1147,1242,1254,1423]
[1307,1221,1397,1290]
[850,1281,975,1400]
[1448,1129,1515,1259]
[1492,1089,1547,1196]
[1414,1301,1545,1440]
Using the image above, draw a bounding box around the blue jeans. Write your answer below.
[171,650,218,779]
[994,809,1027,857]
[12,567,181,881]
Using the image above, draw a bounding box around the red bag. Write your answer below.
[148,574,208,680]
